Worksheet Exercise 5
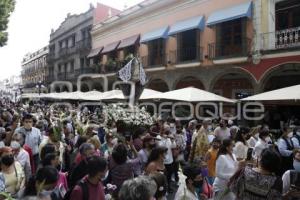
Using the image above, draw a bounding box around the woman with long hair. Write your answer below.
[230,148,282,200]
[233,127,250,161]
[213,139,239,200]
[144,146,167,175]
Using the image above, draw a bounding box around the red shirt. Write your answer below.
[70,176,105,200]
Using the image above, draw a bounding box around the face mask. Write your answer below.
[193,180,203,188]
[293,160,300,171]
[1,155,14,166]
[101,170,109,181]
[288,132,293,138]
[297,132,300,137]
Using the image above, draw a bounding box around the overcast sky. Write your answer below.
[0,0,143,81]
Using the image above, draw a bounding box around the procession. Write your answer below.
[1,0,300,199]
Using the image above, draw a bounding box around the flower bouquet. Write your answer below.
[103,103,155,132]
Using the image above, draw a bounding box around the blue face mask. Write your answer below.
[293,160,300,171]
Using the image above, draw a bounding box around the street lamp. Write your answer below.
[36,81,44,95]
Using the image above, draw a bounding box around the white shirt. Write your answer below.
[278,138,293,157]
[214,127,231,141]
[15,148,32,181]
[174,183,198,200]
[157,136,176,165]
[233,141,248,160]
[282,170,292,194]
[252,138,268,160]
[213,154,238,192]
[291,134,300,149]
[15,127,42,155]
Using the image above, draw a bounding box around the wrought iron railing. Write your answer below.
[208,37,251,59]
[141,52,166,68]
[261,27,300,51]
[168,46,203,64]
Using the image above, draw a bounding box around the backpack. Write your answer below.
[63,179,89,200]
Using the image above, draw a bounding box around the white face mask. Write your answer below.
[293,160,300,172]
[208,125,213,131]
[101,170,109,181]
[288,132,293,138]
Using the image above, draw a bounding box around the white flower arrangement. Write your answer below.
[103,103,155,128]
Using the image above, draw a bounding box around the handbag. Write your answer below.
[202,177,213,198]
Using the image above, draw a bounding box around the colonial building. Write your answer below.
[87,0,300,100]
[21,46,48,93]
[46,3,120,93]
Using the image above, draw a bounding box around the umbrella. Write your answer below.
[78,91,103,101]
[142,87,235,103]
[101,89,162,100]
[241,84,300,102]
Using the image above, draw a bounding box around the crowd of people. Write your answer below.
[0,97,300,200]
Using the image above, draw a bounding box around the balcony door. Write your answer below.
[177,29,198,62]
[217,18,245,57]
[148,39,165,66]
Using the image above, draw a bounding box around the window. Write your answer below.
[276,0,300,30]
[86,57,90,67]
[69,35,75,47]
[148,39,165,66]
[220,19,242,46]
[177,29,198,62]
[70,60,74,72]
[58,64,62,73]
[80,58,85,69]
[50,44,55,54]
[64,63,67,73]
[215,18,246,57]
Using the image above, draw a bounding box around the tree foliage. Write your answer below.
[0,0,15,47]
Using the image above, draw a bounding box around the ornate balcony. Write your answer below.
[261,27,300,51]
[208,37,251,60]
